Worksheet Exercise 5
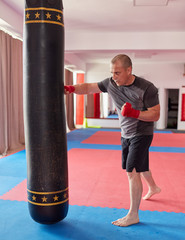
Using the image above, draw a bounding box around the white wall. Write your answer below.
[0,1,23,38]
[85,62,185,130]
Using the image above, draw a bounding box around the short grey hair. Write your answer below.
[111,54,132,69]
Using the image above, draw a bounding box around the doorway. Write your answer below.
[167,89,179,129]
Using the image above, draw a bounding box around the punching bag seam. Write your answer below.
[27,187,68,195]
[25,20,64,27]
[25,7,63,14]
[28,198,68,207]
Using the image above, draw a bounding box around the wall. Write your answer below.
[0,1,23,38]
[86,62,185,130]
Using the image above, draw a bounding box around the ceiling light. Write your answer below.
[133,0,169,6]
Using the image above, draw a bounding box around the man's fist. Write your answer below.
[64,85,75,94]
[121,102,140,119]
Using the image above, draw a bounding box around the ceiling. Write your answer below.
[1,0,185,67]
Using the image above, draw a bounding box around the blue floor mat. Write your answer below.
[0,150,27,178]
[0,201,184,240]
[0,176,25,195]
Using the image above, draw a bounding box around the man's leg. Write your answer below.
[141,170,161,200]
[112,168,142,227]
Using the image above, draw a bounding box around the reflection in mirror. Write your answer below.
[107,95,118,119]
[86,93,118,119]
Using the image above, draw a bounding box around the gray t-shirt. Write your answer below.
[98,76,159,138]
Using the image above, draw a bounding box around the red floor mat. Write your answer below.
[82,131,185,148]
[152,133,185,147]
[68,148,185,213]
[0,179,27,202]
[1,148,185,213]
[82,131,121,145]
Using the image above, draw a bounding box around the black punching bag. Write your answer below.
[23,0,68,224]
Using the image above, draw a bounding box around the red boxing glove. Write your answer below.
[121,102,140,119]
[64,85,75,94]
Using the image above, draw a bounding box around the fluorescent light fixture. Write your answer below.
[134,0,169,6]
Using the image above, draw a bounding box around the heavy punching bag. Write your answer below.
[23,0,68,224]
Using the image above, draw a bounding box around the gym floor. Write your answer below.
[0,128,185,240]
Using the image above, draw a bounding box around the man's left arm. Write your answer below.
[121,103,160,122]
[138,104,160,122]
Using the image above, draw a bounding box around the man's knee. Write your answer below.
[127,168,140,180]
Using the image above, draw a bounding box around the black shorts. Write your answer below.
[121,135,153,173]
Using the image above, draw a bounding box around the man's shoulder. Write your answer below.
[99,77,111,84]
[134,76,155,90]
[98,77,111,92]
[135,75,152,85]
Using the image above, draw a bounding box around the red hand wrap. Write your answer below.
[121,102,140,119]
[64,85,75,93]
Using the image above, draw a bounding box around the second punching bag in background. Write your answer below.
[23,0,68,224]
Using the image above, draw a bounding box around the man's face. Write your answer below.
[110,60,132,86]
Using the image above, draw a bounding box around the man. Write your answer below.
[64,54,161,227]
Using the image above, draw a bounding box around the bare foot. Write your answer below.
[112,216,139,227]
[143,186,161,200]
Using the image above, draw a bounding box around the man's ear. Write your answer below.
[127,66,132,75]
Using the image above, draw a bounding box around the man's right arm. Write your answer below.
[64,83,102,95]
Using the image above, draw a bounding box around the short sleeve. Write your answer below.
[97,78,110,92]
[143,84,159,108]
